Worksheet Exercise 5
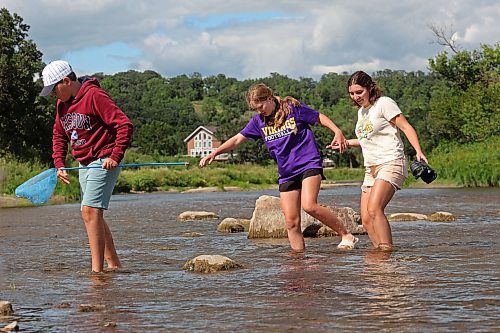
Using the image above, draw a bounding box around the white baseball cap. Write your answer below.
[40,60,73,96]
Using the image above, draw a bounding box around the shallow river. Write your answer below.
[0,187,499,332]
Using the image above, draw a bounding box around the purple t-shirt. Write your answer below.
[240,102,322,184]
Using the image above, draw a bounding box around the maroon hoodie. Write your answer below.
[52,77,133,168]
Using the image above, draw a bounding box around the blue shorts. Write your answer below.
[79,157,120,210]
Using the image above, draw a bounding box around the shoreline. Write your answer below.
[0,181,466,208]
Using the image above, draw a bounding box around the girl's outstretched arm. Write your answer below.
[199,133,248,167]
[392,114,428,163]
[318,113,348,153]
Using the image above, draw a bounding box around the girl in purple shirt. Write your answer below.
[200,83,359,251]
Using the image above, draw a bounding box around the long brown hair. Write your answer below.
[347,71,382,106]
[246,83,300,128]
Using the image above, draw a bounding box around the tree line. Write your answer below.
[1,8,498,169]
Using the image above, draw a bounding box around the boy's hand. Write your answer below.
[102,158,118,169]
[57,169,70,184]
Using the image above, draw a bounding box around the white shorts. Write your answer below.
[362,158,408,190]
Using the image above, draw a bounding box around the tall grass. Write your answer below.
[429,136,499,187]
[115,163,280,193]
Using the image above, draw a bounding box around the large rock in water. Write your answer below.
[248,195,365,239]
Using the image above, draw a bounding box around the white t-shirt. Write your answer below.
[355,96,405,166]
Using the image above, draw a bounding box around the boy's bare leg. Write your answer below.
[103,220,121,269]
[82,206,120,272]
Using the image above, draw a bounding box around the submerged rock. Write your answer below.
[386,211,456,222]
[181,232,204,237]
[177,211,219,221]
[53,302,71,309]
[182,255,243,273]
[77,304,106,312]
[237,219,251,231]
[217,218,248,233]
[428,211,456,222]
[387,213,428,221]
[247,195,365,239]
[0,301,13,316]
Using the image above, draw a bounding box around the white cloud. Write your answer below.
[2,0,498,79]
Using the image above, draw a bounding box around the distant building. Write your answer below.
[183,126,228,160]
[322,158,336,168]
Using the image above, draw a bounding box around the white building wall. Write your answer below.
[190,131,214,157]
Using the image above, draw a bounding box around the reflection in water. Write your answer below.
[280,253,323,293]
[89,271,113,287]
[0,188,499,332]
[360,249,420,324]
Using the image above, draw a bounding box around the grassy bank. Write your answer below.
[427,136,500,187]
[1,136,498,205]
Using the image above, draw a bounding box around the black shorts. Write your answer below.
[279,168,325,192]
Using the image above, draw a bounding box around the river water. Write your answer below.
[0,187,498,332]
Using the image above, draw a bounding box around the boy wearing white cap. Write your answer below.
[40,60,133,273]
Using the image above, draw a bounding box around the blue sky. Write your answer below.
[2,0,499,79]
[64,42,142,74]
[185,12,289,29]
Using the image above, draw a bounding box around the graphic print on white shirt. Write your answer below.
[355,113,374,140]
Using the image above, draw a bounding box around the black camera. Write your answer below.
[410,160,437,184]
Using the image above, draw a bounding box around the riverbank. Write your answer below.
[0,179,465,208]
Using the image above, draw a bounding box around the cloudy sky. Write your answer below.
[2,0,499,80]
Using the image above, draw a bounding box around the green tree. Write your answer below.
[200,97,218,123]
[100,70,161,123]
[136,98,201,155]
[169,73,204,100]
[0,8,52,162]
[315,72,350,108]
[203,74,238,98]
[428,43,500,143]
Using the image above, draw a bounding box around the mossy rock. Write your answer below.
[217,218,246,233]
[387,213,428,221]
[177,211,219,221]
[428,212,456,222]
[0,301,13,315]
[182,255,243,273]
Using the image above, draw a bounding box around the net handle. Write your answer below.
[61,162,188,170]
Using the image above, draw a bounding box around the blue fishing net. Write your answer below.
[15,168,58,205]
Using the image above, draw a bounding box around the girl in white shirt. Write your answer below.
[335,71,428,251]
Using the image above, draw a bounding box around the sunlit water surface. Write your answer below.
[0,187,498,332]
